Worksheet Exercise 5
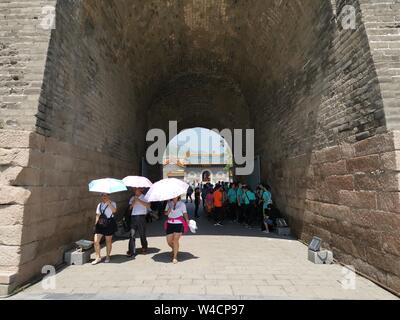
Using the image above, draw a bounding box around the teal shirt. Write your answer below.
[227,188,237,203]
[237,188,244,204]
[262,190,272,209]
[243,190,256,205]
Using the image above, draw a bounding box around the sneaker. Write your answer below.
[173,259,178,264]
[105,257,111,263]
[91,258,102,265]
[262,230,270,234]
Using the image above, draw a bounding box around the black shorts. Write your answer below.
[94,218,117,236]
[166,223,184,235]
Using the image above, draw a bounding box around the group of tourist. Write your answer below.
[92,187,189,265]
[196,182,274,232]
[91,180,275,266]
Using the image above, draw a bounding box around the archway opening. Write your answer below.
[162,128,233,186]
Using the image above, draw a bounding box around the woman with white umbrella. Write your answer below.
[145,178,191,264]
[165,196,189,264]
[89,178,127,265]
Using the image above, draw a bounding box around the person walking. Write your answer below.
[127,187,151,257]
[194,187,201,218]
[186,185,194,203]
[164,196,189,264]
[92,193,118,265]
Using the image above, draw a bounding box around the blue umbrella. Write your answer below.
[88,178,127,194]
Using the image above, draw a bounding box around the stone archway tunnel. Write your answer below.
[1,0,400,295]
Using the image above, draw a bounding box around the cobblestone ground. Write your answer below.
[9,204,398,300]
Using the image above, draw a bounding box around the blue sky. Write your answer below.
[164,127,232,158]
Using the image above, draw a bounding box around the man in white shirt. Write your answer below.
[127,188,151,257]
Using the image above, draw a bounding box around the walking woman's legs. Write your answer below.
[167,234,174,251]
[105,236,113,258]
[94,234,103,259]
[173,233,182,262]
[128,225,136,256]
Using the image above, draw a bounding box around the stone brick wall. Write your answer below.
[303,132,400,291]
[0,130,133,293]
[0,0,56,132]
[253,0,400,292]
[360,0,400,130]
[0,0,143,294]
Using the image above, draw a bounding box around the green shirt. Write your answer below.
[227,188,238,203]
[243,191,256,205]
[262,191,272,209]
[237,188,244,204]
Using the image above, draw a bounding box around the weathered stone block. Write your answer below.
[354,133,394,157]
[381,151,400,171]
[0,245,21,267]
[347,155,381,173]
[325,175,354,190]
[317,160,348,177]
[0,186,31,205]
[354,172,400,192]
[338,190,377,209]
[377,192,400,213]
[0,225,23,246]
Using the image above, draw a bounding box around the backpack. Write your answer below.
[97,204,110,226]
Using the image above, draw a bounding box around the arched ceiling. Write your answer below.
[82,0,328,108]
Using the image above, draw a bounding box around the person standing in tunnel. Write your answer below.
[243,185,257,228]
[127,188,151,258]
[92,193,118,265]
[201,183,208,209]
[260,184,273,233]
[194,187,201,218]
[227,183,238,222]
[213,184,224,226]
[237,183,245,225]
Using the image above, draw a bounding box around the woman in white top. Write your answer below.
[92,193,117,265]
[165,196,189,264]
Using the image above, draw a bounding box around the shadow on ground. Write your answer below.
[152,251,199,264]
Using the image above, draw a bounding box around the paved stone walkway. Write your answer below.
[8,204,398,300]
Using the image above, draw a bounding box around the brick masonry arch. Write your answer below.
[0,0,400,295]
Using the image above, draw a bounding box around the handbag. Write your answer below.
[123,206,131,232]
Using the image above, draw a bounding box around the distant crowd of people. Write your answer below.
[187,181,279,234]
